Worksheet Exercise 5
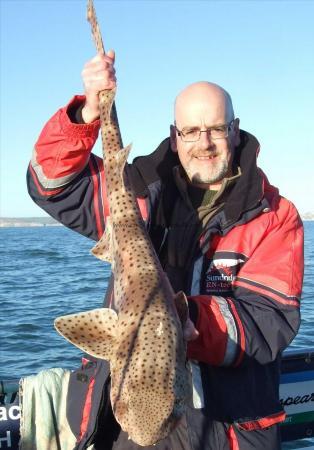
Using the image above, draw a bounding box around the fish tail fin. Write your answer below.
[54,308,118,360]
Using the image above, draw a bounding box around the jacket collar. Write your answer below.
[130,130,264,225]
[222,129,264,226]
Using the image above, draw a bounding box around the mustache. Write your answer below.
[191,150,219,158]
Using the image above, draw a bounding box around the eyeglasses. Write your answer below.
[175,119,235,143]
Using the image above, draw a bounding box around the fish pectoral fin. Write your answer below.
[174,291,189,325]
[54,308,118,360]
[91,217,113,263]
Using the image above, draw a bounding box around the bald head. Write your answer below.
[174,81,234,127]
[170,81,240,189]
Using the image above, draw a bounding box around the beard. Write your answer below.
[184,154,230,186]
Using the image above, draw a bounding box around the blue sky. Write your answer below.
[1,0,313,217]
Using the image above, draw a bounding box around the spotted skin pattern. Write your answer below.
[54,0,191,446]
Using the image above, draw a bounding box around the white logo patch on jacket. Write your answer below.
[203,254,246,294]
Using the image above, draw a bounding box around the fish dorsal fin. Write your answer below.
[91,217,113,263]
[174,291,189,325]
[114,144,132,180]
[54,308,118,360]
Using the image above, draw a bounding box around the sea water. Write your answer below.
[1,222,314,448]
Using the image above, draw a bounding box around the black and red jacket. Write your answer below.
[27,96,304,447]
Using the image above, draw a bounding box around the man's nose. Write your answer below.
[199,130,215,149]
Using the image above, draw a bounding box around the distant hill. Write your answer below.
[1,212,313,228]
[0,217,61,227]
[302,212,314,221]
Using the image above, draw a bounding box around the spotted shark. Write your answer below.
[54,1,191,446]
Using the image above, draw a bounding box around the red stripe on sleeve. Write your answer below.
[89,160,103,240]
[187,295,228,366]
[94,156,110,220]
[233,279,299,307]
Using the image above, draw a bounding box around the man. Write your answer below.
[27,51,304,450]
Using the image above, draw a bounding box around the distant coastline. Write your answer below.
[0,217,62,227]
[1,213,314,228]
[301,212,314,221]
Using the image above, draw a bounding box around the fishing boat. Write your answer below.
[1,347,313,449]
[280,347,314,446]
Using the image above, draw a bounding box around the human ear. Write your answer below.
[170,125,178,153]
[233,119,241,147]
